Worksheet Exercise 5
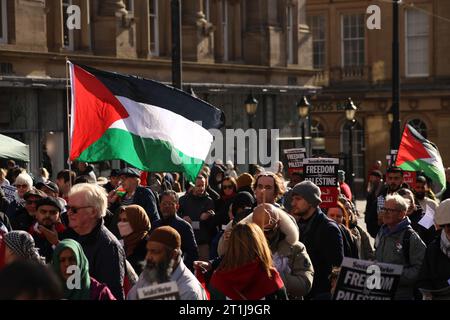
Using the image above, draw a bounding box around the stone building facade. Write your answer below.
[0,0,316,178]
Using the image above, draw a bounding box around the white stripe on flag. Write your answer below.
[110,96,214,160]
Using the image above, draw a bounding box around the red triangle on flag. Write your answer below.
[396,125,430,166]
[69,64,129,161]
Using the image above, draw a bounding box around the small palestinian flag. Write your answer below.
[395,124,446,195]
[68,62,224,182]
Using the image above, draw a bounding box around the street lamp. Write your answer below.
[244,92,258,128]
[296,95,311,150]
[345,97,357,190]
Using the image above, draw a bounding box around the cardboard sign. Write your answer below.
[1,185,17,203]
[403,171,416,190]
[303,158,339,208]
[333,258,403,300]
[284,148,306,175]
[137,281,180,300]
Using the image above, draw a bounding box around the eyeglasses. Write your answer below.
[440,224,450,229]
[380,207,402,214]
[65,205,93,214]
[15,184,29,189]
[222,185,234,190]
[25,200,39,205]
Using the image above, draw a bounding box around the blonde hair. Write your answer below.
[39,167,49,179]
[68,183,107,218]
[218,222,274,278]
[0,168,6,180]
[14,173,33,188]
[253,172,286,201]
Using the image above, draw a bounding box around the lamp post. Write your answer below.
[392,0,401,150]
[171,0,182,90]
[345,97,357,190]
[244,92,258,128]
[296,96,311,151]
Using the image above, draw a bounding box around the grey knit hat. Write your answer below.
[4,231,45,264]
[291,181,322,207]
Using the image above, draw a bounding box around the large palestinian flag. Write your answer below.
[68,62,224,181]
[395,124,446,195]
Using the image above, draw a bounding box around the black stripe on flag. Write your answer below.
[73,63,225,130]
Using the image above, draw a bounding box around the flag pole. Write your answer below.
[65,57,73,189]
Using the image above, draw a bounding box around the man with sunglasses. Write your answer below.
[374,194,426,300]
[10,188,47,231]
[66,183,126,300]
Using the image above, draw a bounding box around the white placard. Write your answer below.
[137,281,180,300]
[418,205,435,229]
[191,221,200,230]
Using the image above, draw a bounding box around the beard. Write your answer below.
[142,257,175,284]
[39,219,54,228]
[388,184,400,193]
[415,192,425,200]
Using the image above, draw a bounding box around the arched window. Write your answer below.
[408,118,427,138]
[311,119,325,156]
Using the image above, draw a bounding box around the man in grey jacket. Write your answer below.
[375,194,426,300]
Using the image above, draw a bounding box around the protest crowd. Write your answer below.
[0,157,450,301]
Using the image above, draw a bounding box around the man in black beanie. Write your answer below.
[290,181,344,300]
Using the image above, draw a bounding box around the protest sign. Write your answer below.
[403,171,417,190]
[1,185,16,203]
[137,281,180,300]
[283,148,306,176]
[303,158,339,208]
[333,257,403,300]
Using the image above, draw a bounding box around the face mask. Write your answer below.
[117,221,133,237]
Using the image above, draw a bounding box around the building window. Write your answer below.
[203,0,210,21]
[221,0,229,61]
[341,14,365,67]
[308,15,326,69]
[408,118,427,138]
[287,6,294,64]
[62,0,74,50]
[124,0,134,15]
[311,119,325,156]
[149,0,159,56]
[340,121,365,179]
[0,0,7,44]
[406,9,429,77]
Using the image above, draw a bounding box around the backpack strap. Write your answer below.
[402,228,414,266]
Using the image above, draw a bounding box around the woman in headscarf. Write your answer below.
[117,205,151,275]
[209,222,287,300]
[4,230,45,265]
[51,239,116,300]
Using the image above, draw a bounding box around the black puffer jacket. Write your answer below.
[69,219,126,300]
[298,209,344,300]
[179,192,216,245]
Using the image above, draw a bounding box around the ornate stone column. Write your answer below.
[182,0,214,62]
[93,0,137,57]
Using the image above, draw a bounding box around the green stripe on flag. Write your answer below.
[399,159,446,192]
[77,128,204,182]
